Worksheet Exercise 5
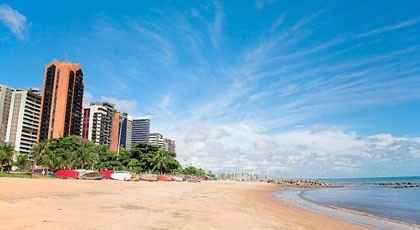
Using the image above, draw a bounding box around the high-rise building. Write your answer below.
[0,84,14,143]
[148,132,165,149]
[164,138,176,157]
[38,61,84,142]
[109,112,121,152]
[82,102,115,145]
[132,118,150,145]
[5,89,41,155]
[118,113,132,150]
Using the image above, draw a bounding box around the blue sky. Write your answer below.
[1,0,420,178]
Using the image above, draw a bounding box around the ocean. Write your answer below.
[274,176,420,229]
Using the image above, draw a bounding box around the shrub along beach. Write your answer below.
[0,135,215,181]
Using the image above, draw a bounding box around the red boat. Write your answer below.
[159,175,172,181]
[99,169,114,179]
[55,169,79,179]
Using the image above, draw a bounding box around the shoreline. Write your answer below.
[298,189,420,229]
[273,187,420,230]
[0,177,364,230]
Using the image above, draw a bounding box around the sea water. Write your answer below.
[302,176,420,225]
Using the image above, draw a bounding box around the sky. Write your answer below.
[1,0,420,178]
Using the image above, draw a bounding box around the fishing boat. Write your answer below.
[55,169,79,179]
[99,169,113,179]
[110,171,132,181]
[159,175,172,181]
[172,175,185,182]
[80,171,103,180]
[139,174,159,182]
[185,175,201,183]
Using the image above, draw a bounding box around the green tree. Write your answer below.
[182,166,207,177]
[33,136,87,170]
[126,159,142,172]
[130,143,160,171]
[95,144,124,170]
[31,137,203,176]
[0,144,15,172]
[151,149,180,174]
[80,141,99,169]
[14,154,31,171]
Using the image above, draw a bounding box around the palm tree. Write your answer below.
[32,139,61,171]
[152,150,172,174]
[0,144,15,172]
[127,159,142,172]
[81,142,99,169]
[14,153,31,171]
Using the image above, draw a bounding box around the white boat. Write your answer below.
[80,171,103,180]
[110,171,132,181]
[172,175,185,182]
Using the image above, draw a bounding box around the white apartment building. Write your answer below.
[148,132,165,149]
[82,102,116,145]
[0,84,14,144]
[5,89,41,155]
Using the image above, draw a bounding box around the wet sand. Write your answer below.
[0,178,364,230]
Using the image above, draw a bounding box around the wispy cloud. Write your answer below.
[83,90,139,116]
[0,4,27,39]
[357,16,420,38]
[77,5,420,177]
[209,0,223,49]
[153,10,420,176]
[135,25,174,66]
[158,94,172,112]
[99,96,138,115]
[255,0,277,10]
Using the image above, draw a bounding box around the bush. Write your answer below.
[32,137,189,175]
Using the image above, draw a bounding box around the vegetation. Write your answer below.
[0,144,14,172]
[181,166,216,179]
[14,154,31,171]
[1,136,215,178]
[0,172,32,178]
[32,136,184,174]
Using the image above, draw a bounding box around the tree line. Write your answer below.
[0,136,214,177]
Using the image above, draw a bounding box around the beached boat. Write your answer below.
[99,169,113,179]
[80,171,103,180]
[185,175,201,183]
[172,175,185,182]
[139,174,158,182]
[110,171,132,181]
[55,169,79,179]
[159,175,172,181]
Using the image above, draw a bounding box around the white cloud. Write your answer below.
[99,96,138,115]
[83,91,94,107]
[166,122,420,178]
[158,94,172,112]
[0,4,27,39]
[84,8,420,177]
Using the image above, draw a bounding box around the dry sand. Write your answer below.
[0,178,365,230]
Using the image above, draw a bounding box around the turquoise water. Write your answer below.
[302,176,420,225]
[321,176,420,185]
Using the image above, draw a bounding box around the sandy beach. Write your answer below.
[0,178,364,230]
